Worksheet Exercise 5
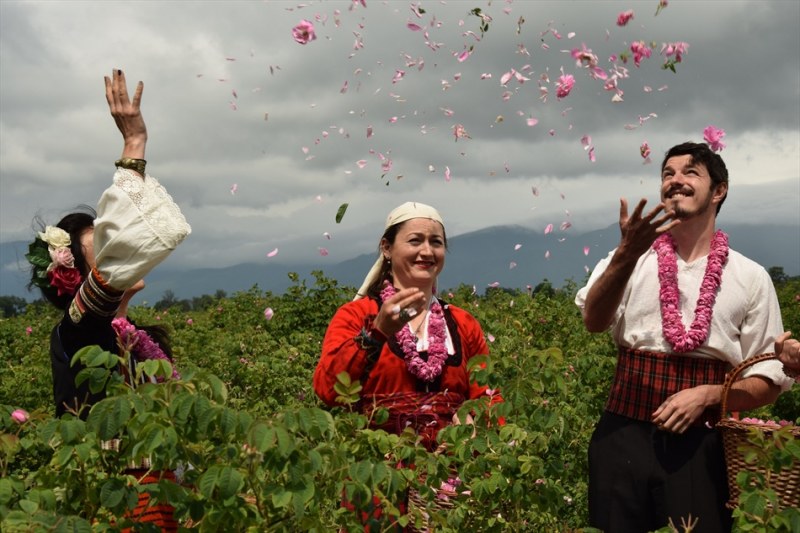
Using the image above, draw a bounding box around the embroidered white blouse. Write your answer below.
[575,246,793,391]
[93,168,191,290]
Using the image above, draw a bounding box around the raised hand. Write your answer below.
[104,69,146,160]
[616,197,680,260]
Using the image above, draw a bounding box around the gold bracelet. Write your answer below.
[115,157,147,175]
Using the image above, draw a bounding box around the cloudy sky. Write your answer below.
[1,0,798,273]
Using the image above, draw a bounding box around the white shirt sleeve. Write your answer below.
[93,168,191,290]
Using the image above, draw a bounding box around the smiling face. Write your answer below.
[660,154,727,221]
[381,218,446,292]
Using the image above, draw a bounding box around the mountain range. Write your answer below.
[2,223,798,305]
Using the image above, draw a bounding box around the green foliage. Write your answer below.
[0,272,797,530]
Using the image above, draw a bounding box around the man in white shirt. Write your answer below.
[575,141,793,532]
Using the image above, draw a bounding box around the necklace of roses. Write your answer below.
[653,229,728,353]
[380,283,448,382]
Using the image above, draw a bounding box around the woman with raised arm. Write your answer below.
[27,70,190,419]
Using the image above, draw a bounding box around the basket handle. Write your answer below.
[719,352,777,420]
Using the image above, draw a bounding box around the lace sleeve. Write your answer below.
[93,168,191,290]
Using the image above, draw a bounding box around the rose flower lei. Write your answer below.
[381,283,448,382]
[653,230,729,353]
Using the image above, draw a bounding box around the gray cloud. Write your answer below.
[2,0,798,272]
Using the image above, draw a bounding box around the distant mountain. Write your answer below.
[3,223,798,304]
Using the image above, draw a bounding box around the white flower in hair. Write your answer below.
[38,226,71,249]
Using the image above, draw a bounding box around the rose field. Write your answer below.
[1,272,799,532]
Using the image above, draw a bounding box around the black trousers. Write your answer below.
[589,412,732,533]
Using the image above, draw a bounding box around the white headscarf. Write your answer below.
[354,201,444,300]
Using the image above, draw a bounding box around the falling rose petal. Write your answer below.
[488,282,500,288]
[264,307,274,321]
[230,183,238,195]
[444,166,451,182]
[407,22,423,31]
[267,248,279,258]
[583,246,590,256]
[488,333,496,343]
[456,49,471,62]
[356,159,367,169]
[544,223,553,235]
[500,69,514,86]
[319,247,329,256]
[640,141,652,160]
[560,221,572,230]
[366,125,373,138]
[480,73,492,79]
[292,19,317,45]
[514,244,522,251]
[581,135,592,148]
[302,146,309,154]
[428,165,435,172]
[703,125,726,152]
[323,232,331,240]
[340,80,349,93]
[643,85,653,93]
[545,250,551,259]
[509,261,517,269]
[526,117,539,127]
[389,116,398,123]
[229,101,237,111]
[588,147,596,162]
[392,70,406,84]
[616,10,634,27]
[531,186,539,196]
[232,89,238,99]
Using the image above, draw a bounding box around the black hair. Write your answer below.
[661,142,729,215]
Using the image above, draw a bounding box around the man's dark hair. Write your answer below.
[661,142,728,214]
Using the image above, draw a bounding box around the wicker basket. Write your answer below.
[716,353,800,509]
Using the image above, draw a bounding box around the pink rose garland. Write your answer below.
[381,283,449,382]
[654,230,729,353]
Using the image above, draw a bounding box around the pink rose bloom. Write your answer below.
[264,307,274,321]
[47,265,82,297]
[616,10,634,27]
[11,409,29,424]
[662,41,689,63]
[25,326,32,336]
[703,125,726,152]
[292,20,317,45]
[49,246,75,269]
[630,41,652,67]
[556,74,575,99]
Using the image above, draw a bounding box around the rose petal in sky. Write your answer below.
[392,70,405,84]
[544,223,553,235]
[488,282,500,288]
[444,166,451,182]
[356,159,367,168]
[509,262,517,269]
[366,125,373,138]
[560,221,572,231]
[323,232,331,239]
[703,125,726,152]
[514,244,522,250]
[456,50,471,62]
[545,250,551,259]
[407,22,423,31]
[264,307,274,321]
[531,186,539,196]
[267,248,279,258]
[230,183,238,195]
[556,73,575,99]
[588,146,596,162]
[318,247,329,256]
[292,20,317,45]
[616,10,634,26]
[526,117,538,127]
[584,246,590,256]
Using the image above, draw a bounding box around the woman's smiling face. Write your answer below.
[382,217,446,292]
